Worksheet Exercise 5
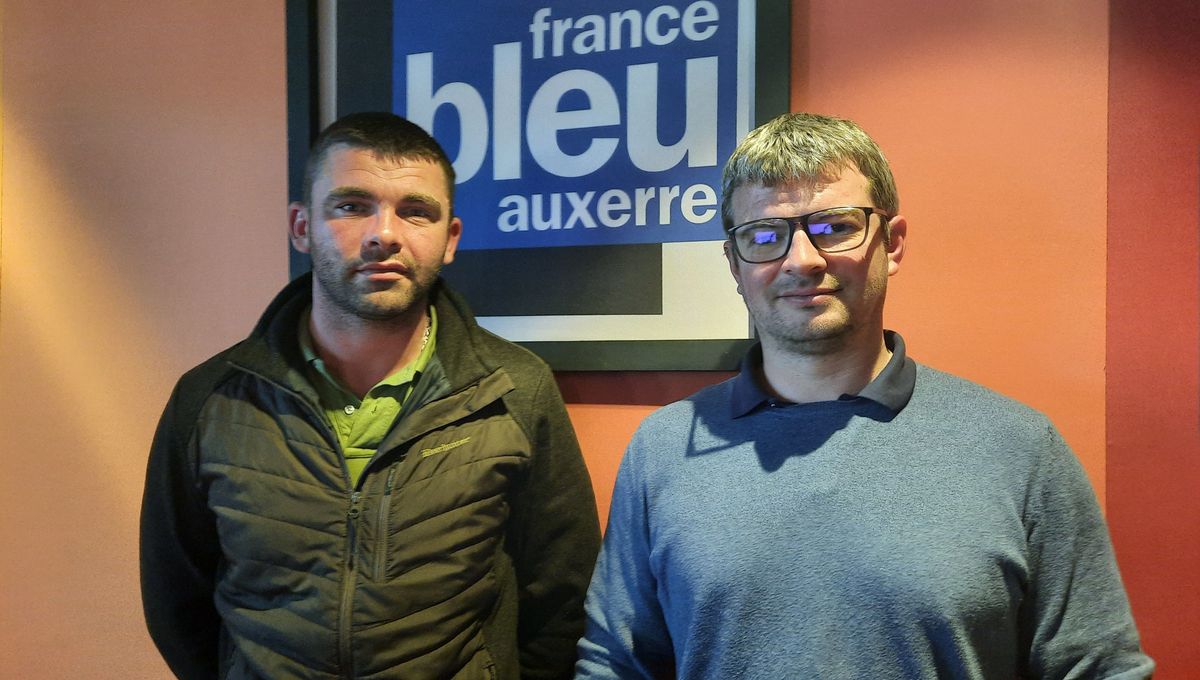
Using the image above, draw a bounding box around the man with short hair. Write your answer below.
[141,112,600,679]
[575,113,1152,678]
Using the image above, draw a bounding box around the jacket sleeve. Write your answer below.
[140,380,223,680]
[1019,425,1154,679]
[575,433,675,679]
[510,371,602,680]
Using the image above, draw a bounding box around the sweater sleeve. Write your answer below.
[139,380,223,680]
[575,432,676,679]
[1020,425,1154,679]
[511,371,602,680]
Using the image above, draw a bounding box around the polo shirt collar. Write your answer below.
[729,330,916,418]
[298,307,438,405]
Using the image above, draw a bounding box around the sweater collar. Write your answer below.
[729,330,916,418]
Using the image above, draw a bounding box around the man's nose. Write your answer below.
[780,228,827,276]
[364,210,402,253]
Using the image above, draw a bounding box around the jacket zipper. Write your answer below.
[337,490,362,679]
[373,464,401,580]
[229,365,365,674]
[229,362,509,676]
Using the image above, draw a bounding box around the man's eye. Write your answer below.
[333,203,363,214]
[810,221,852,235]
[403,207,436,220]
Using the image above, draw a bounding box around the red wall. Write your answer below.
[1107,0,1200,674]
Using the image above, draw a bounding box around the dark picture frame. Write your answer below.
[286,0,790,370]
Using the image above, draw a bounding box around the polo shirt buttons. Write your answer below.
[344,405,356,415]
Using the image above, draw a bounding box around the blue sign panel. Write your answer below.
[393,0,754,250]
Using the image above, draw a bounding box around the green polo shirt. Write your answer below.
[299,309,438,487]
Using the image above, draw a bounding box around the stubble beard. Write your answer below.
[751,272,887,357]
[746,272,844,355]
[757,305,855,356]
[310,244,440,328]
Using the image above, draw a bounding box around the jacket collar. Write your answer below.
[226,272,495,395]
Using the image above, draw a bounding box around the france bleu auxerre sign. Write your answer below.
[393,0,756,251]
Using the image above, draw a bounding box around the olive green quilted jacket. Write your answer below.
[141,275,600,679]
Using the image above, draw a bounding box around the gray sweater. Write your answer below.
[577,336,1152,679]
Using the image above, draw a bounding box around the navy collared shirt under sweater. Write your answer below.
[576,331,1152,679]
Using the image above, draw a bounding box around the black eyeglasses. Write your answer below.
[726,206,890,263]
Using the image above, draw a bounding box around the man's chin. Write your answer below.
[783,333,851,356]
[315,269,440,322]
[353,298,419,321]
[352,286,435,320]
[763,320,854,355]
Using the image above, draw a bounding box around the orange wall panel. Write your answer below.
[790,0,1110,500]
[567,403,655,527]
[0,2,287,677]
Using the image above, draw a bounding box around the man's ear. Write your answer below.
[885,215,907,276]
[724,240,744,294]
[442,216,463,266]
[288,202,311,254]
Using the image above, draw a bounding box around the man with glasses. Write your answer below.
[575,113,1151,678]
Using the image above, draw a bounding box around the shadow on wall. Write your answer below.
[556,370,736,406]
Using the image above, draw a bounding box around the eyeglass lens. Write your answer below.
[734,207,870,262]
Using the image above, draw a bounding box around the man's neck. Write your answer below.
[307,299,431,399]
[758,331,891,404]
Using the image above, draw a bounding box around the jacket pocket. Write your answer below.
[372,463,400,580]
